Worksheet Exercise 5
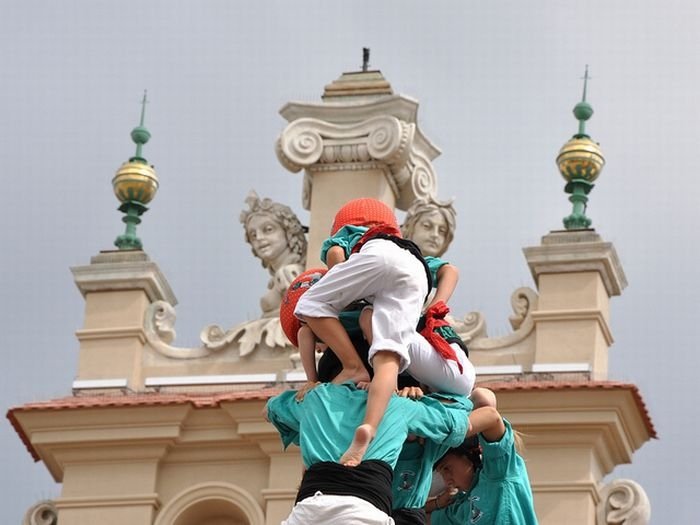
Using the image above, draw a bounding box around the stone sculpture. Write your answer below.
[401,197,456,257]
[240,190,307,317]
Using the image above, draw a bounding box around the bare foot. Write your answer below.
[332,366,370,386]
[340,424,375,466]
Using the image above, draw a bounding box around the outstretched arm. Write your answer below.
[466,406,506,441]
[296,325,320,401]
[427,263,459,308]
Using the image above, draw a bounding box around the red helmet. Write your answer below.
[280,268,328,347]
[331,198,399,235]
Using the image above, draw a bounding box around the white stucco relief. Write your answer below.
[276,115,438,209]
[23,500,57,525]
[597,479,651,525]
[453,287,538,358]
[143,192,307,359]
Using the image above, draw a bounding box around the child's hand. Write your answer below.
[314,342,328,353]
[356,381,371,391]
[295,381,320,401]
[398,386,424,399]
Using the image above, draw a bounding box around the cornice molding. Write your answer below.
[523,231,627,297]
[531,308,614,346]
[55,493,161,510]
[71,251,177,305]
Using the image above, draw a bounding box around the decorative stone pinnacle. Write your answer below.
[556,67,605,230]
[112,91,159,250]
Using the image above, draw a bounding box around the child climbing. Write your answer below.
[294,198,433,466]
[359,251,475,396]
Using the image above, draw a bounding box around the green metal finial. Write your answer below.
[113,91,159,250]
[557,66,605,230]
[130,90,151,163]
[573,65,594,138]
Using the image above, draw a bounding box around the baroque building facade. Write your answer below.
[9,67,654,525]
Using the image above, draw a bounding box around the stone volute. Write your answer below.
[275,53,441,267]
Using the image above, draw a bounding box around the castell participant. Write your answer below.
[294,198,433,466]
[280,268,372,400]
[427,407,538,525]
[391,387,497,525]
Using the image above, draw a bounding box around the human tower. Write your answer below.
[267,198,538,525]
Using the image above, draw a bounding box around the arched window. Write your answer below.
[155,482,265,525]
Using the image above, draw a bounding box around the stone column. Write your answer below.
[523,230,627,379]
[257,438,302,525]
[71,250,176,391]
[276,70,441,267]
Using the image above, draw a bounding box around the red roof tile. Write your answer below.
[482,380,657,439]
[6,380,656,464]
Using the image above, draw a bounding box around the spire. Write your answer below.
[130,90,151,163]
[555,67,605,230]
[573,65,594,137]
[112,91,159,250]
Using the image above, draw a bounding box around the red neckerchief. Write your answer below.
[419,301,464,373]
[350,223,403,254]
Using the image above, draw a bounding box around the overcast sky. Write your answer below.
[1,1,697,523]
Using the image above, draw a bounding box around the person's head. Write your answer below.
[279,268,327,347]
[331,198,399,235]
[434,437,482,491]
[401,198,456,257]
[240,191,307,270]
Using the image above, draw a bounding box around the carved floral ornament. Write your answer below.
[275,116,438,210]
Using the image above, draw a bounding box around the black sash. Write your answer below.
[296,460,393,516]
[392,507,427,525]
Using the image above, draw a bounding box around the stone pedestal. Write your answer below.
[276,70,441,266]
[71,250,176,390]
[523,230,627,379]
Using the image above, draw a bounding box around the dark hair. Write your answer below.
[436,436,483,471]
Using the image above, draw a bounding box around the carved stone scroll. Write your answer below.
[597,479,651,525]
[453,287,538,352]
[144,301,293,360]
[276,115,437,209]
[23,500,58,525]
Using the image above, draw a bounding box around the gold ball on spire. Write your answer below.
[556,136,605,183]
[112,161,159,205]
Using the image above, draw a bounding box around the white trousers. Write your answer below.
[295,239,427,372]
[406,332,475,396]
[282,492,395,525]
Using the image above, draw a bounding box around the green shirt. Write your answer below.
[424,255,449,286]
[266,383,469,469]
[392,394,473,510]
[320,225,368,264]
[430,420,538,525]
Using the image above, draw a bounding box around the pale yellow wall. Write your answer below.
[306,168,396,268]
